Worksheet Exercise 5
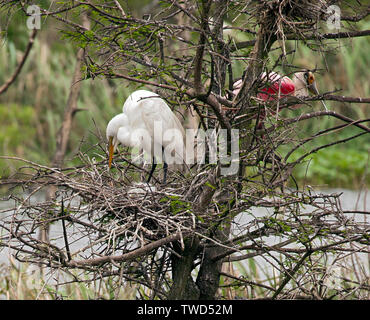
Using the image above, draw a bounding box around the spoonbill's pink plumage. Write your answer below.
[232,71,296,102]
[232,70,327,129]
[258,72,295,101]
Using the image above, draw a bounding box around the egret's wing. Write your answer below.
[121,90,185,163]
[138,94,185,137]
[140,95,185,165]
[122,90,156,113]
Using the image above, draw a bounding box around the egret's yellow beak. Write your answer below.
[108,136,114,169]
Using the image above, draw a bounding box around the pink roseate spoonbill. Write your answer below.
[233,70,328,110]
[106,90,186,184]
[232,70,327,131]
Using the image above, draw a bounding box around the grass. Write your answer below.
[0,258,137,300]
[219,254,369,300]
[290,146,369,189]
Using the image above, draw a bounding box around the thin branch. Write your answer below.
[284,118,370,162]
[219,271,276,292]
[292,131,368,165]
[0,29,37,95]
[113,0,126,17]
[341,6,370,22]
[68,232,188,267]
[232,29,370,51]
[276,111,370,138]
[60,200,72,261]
[272,250,312,299]
[193,0,211,93]
[308,94,370,104]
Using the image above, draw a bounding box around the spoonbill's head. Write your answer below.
[304,71,319,95]
[295,70,328,110]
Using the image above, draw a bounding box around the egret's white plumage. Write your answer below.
[106,90,186,183]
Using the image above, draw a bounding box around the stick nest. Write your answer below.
[1,153,224,268]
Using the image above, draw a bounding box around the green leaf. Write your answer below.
[205,182,216,190]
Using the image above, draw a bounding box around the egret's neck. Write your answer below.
[117,126,133,147]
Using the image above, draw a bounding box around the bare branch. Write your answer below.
[279,110,370,135]
[232,29,370,51]
[0,29,37,95]
[308,94,370,104]
[68,232,188,267]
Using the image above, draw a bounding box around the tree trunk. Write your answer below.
[168,237,200,300]
[192,1,232,300]
[196,229,229,299]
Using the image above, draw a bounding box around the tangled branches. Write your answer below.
[1,125,369,299]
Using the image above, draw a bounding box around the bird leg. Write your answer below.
[147,156,157,183]
[162,147,168,185]
[147,150,168,184]
[163,162,168,185]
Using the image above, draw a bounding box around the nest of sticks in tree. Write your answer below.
[253,0,329,42]
[256,0,328,21]
[2,152,230,268]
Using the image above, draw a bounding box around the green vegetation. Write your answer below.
[218,253,368,300]
[0,259,136,300]
[0,103,37,177]
[289,143,369,188]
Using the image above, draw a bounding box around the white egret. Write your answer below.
[106,90,186,184]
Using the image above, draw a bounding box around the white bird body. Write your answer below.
[123,90,185,161]
[106,90,186,183]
